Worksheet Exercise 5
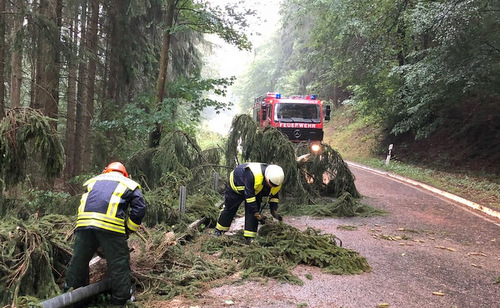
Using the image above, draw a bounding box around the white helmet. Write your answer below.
[265,164,284,187]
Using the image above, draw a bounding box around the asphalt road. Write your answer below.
[159,163,500,308]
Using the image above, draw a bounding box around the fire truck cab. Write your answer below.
[253,93,331,144]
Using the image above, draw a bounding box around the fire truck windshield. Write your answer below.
[274,103,321,123]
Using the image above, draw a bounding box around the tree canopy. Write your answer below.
[0,0,257,189]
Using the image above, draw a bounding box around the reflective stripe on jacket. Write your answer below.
[229,163,281,213]
[77,173,146,234]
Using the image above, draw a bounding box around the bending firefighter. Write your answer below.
[214,163,284,243]
[65,162,146,306]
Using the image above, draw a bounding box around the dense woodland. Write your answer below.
[1,0,499,193]
[0,0,255,194]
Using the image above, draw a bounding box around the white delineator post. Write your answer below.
[385,144,394,165]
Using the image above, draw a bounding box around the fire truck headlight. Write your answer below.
[310,143,321,153]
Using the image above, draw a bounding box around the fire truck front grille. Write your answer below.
[278,128,324,142]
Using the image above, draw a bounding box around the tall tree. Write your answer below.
[155,0,176,108]
[64,2,79,180]
[81,0,99,168]
[33,0,62,124]
[149,0,176,148]
[9,0,24,108]
[105,0,128,107]
[149,0,255,147]
[73,0,88,175]
[0,0,5,119]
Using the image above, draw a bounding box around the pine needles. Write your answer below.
[280,192,386,218]
[0,215,73,307]
[296,142,360,198]
[129,130,225,193]
[199,223,371,286]
[0,108,64,188]
[225,115,298,185]
[225,114,364,212]
[257,223,370,275]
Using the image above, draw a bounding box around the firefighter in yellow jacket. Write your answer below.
[65,162,146,306]
[214,163,284,243]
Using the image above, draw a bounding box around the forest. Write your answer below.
[0,0,499,306]
[0,0,498,195]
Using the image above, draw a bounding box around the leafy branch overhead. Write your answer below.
[179,1,256,51]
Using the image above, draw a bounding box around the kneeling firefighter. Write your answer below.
[214,163,285,243]
[65,162,146,306]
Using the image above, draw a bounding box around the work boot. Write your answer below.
[213,229,224,237]
[245,237,254,245]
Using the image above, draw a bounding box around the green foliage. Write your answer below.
[129,130,225,193]
[165,73,236,123]
[182,1,255,51]
[0,215,74,307]
[142,186,220,232]
[196,128,226,151]
[99,75,235,146]
[252,0,500,145]
[0,189,77,220]
[296,143,361,198]
[225,114,259,166]
[26,190,72,215]
[226,114,362,206]
[280,193,385,218]
[0,108,64,189]
[225,114,299,191]
[201,223,371,285]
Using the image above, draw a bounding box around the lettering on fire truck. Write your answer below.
[278,123,320,129]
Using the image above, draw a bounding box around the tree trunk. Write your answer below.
[9,0,24,108]
[0,0,5,119]
[28,0,38,108]
[64,7,79,181]
[149,0,176,148]
[73,0,88,175]
[82,0,99,168]
[106,0,127,108]
[33,0,60,125]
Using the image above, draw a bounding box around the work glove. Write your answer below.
[271,210,283,221]
[254,212,267,224]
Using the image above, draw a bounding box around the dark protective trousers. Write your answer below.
[65,229,131,305]
[216,188,261,237]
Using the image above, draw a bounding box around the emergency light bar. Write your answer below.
[265,93,317,100]
[266,92,281,99]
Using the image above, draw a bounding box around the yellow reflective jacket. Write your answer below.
[76,172,146,234]
[229,163,281,213]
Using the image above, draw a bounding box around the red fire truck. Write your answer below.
[253,92,331,151]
